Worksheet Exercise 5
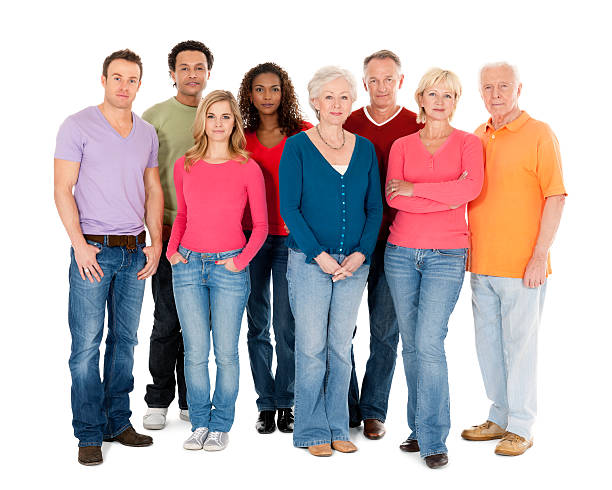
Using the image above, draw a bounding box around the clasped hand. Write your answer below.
[315,251,365,282]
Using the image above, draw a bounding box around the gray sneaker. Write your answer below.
[180,409,190,422]
[202,431,229,451]
[183,427,209,450]
[143,407,167,430]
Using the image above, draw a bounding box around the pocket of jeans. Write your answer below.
[85,239,103,251]
[435,248,466,258]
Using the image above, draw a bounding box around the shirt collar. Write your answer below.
[485,110,530,133]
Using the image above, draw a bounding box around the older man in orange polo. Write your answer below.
[461,62,566,456]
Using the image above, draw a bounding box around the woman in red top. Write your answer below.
[237,63,312,435]
[169,90,268,452]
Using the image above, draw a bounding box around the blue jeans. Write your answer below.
[245,233,295,411]
[68,239,147,447]
[287,249,369,447]
[384,244,466,457]
[471,273,547,440]
[349,239,398,423]
[172,246,250,433]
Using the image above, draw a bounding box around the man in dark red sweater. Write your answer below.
[343,50,422,441]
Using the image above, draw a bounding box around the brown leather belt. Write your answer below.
[84,231,146,250]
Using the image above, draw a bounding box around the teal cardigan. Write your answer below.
[279,132,382,263]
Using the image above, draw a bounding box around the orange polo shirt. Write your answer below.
[467,111,566,278]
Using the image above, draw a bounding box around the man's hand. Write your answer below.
[74,242,103,283]
[138,243,162,280]
[523,254,547,288]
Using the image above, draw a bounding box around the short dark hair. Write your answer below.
[363,49,402,74]
[168,40,214,72]
[102,49,143,80]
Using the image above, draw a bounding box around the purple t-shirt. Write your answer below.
[55,106,159,235]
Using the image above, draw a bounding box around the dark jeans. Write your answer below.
[349,239,399,423]
[144,240,188,410]
[69,239,146,446]
[245,232,295,411]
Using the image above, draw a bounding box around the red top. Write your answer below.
[386,129,484,249]
[344,107,422,239]
[243,122,313,235]
[167,156,268,270]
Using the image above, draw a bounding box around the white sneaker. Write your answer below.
[180,409,190,422]
[183,427,209,450]
[143,407,168,430]
[203,431,229,451]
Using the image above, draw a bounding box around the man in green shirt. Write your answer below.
[142,40,214,430]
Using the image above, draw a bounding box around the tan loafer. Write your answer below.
[308,443,332,457]
[331,440,358,453]
[461,420,505,441]
[495,432,533,456]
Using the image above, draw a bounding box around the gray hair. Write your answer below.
[479,62,521,85]
[307,66,358,116]
[363,49,402,75]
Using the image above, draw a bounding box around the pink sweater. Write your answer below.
[386,129,483,249]
[167,156,268,270]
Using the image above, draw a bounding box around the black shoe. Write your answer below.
[399,438,420,452]
[425,453,448,469]
[255,410,276,434]
[277,408,294,433]
[349,419,362,428]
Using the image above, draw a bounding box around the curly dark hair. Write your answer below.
[168,40,214,72]
[238,62,305,136]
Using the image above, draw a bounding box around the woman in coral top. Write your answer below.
[384,68,484,469]
[168,90,268,452]
[237,63,312,435]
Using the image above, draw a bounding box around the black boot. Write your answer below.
[255,410,276,434]
[277,408,294,433]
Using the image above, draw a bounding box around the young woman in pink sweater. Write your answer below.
[168,90,268,452]
[384,69,483,469]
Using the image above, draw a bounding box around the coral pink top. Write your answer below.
[386,129,484,249]
[167,156,268,270]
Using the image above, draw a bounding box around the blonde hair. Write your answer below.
[184,90,249,171]
[414,68,462,124]
[307,66,357,119]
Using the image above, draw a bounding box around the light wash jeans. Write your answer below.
[471,273,547,440]
[385,244,466,457]
[172,246,250,433]
[287,249,369,447]
[68,238,146,447]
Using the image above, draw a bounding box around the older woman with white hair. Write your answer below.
[279,66,382,456]
[384,68,484,468]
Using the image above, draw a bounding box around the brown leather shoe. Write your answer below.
[425,453,448,469]
[332,440,358,453]
[399,438,420,452]
[308,443,333,457]
[461,420,505,441]
[78,446,103,466]
[363,419,386,440]
[103,427,153,447]
[494,432,533,456]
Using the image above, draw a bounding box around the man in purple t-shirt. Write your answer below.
[54,49,164,466]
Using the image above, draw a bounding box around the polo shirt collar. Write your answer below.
[485,110,530,133]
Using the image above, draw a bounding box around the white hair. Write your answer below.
[479,62,521,85]
[307,66,358,116]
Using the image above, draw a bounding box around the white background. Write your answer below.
[1,1,608,488]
